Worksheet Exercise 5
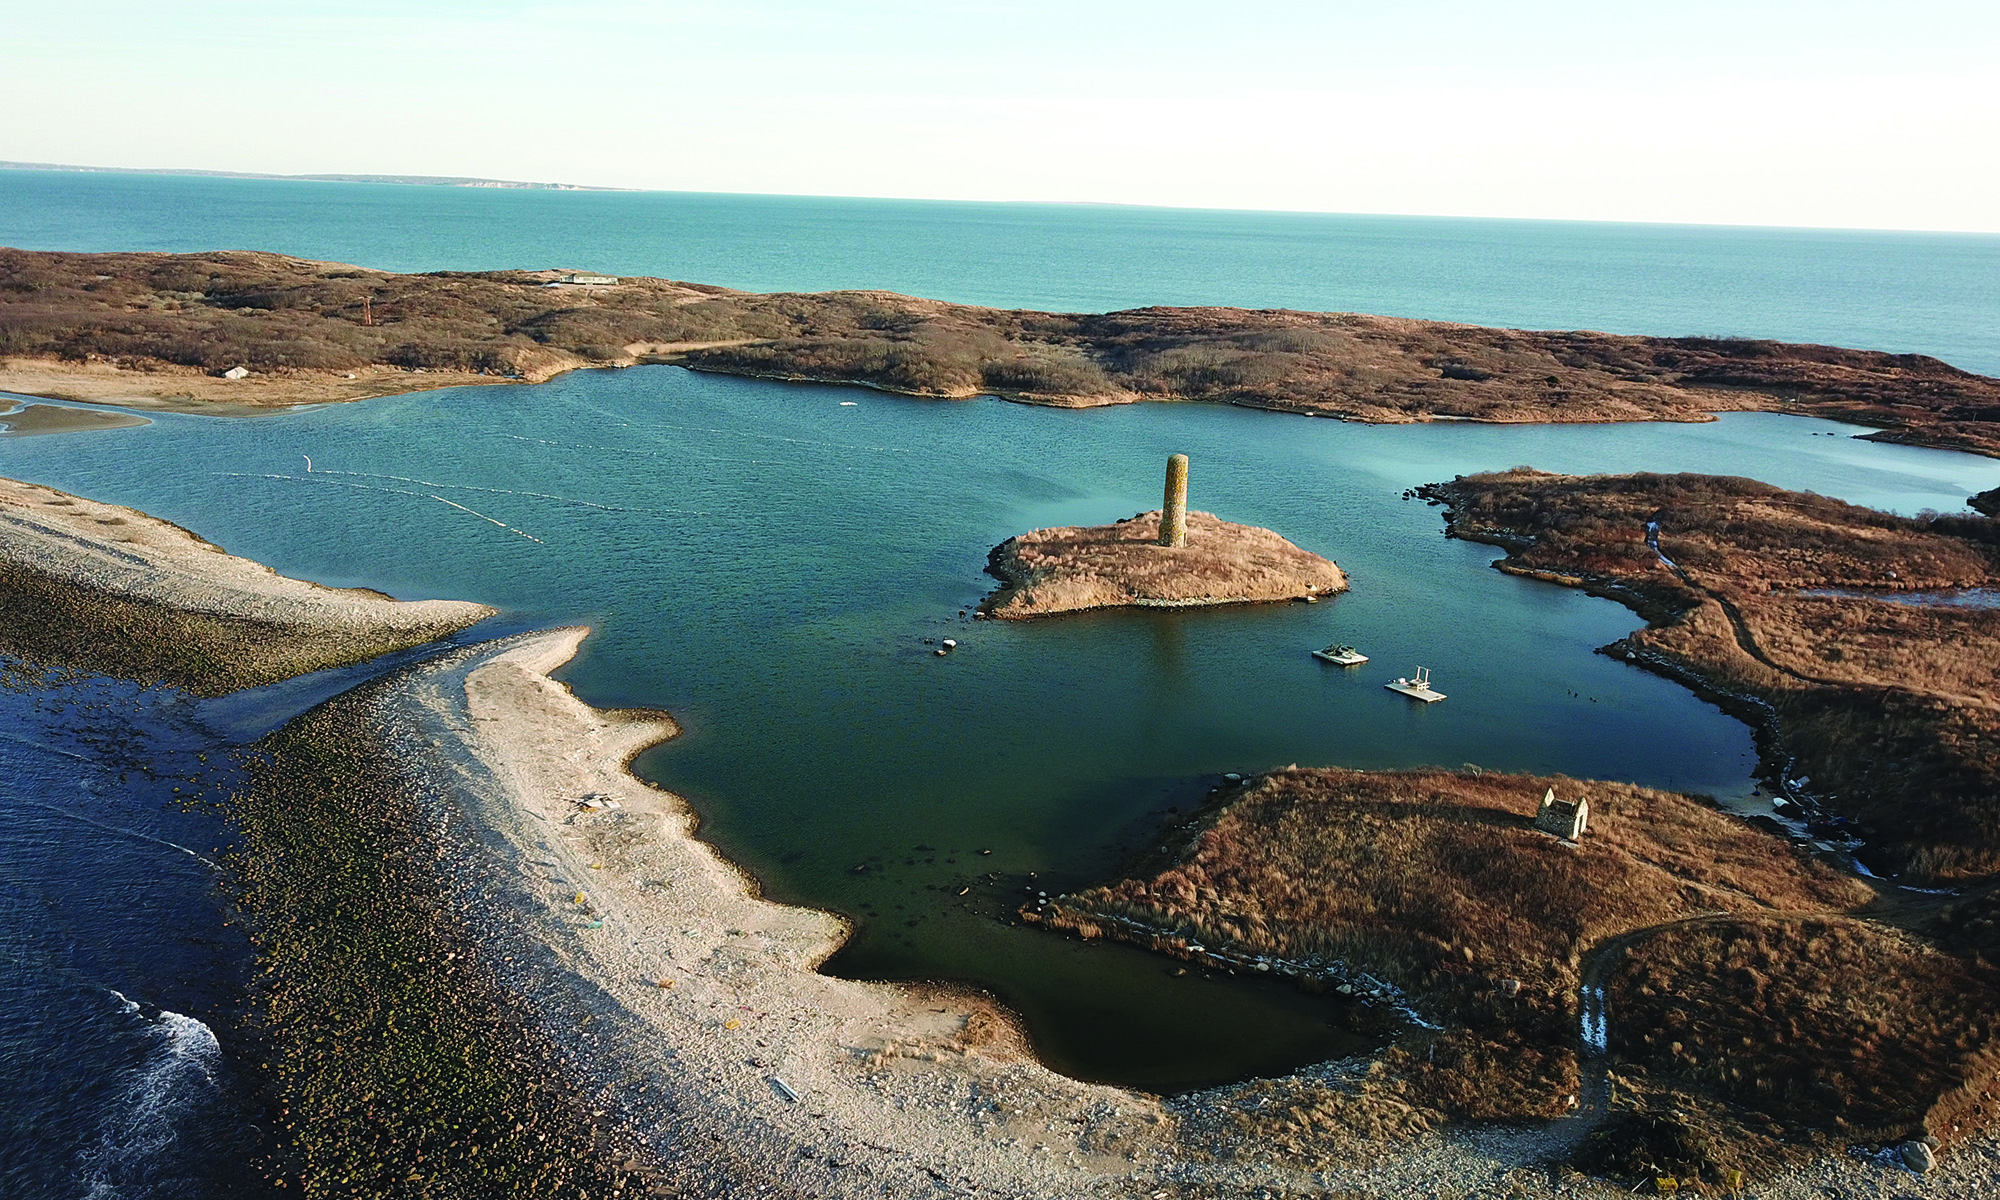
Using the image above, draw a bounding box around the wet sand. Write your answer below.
[0,400,152,436]
[0,473,491,692]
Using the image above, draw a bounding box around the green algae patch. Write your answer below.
[229,689,657,1197]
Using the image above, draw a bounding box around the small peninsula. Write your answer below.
[1421,468,2000,882]
[1035,766,1996,1183]
[0,474,490,692]
[983,510,1346,618]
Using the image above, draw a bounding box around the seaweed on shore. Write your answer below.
[226,683,661,1198]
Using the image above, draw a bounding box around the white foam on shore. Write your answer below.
[78,997,224,1199]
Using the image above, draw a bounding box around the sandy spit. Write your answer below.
[356,626,2000,1198]
[0,473,489,632]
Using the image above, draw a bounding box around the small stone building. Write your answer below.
[1534,787,1588,841]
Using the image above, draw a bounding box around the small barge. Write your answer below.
[1312,643,1369,666]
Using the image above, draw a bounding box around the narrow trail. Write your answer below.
[1646,520,1842,691]
[1552,910,1887,1153]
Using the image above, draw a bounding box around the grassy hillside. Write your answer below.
[1036,768,1866,1123]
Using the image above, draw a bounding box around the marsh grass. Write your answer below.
[1604,918,2000,1151]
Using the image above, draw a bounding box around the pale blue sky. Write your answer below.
[7,1,1998,230]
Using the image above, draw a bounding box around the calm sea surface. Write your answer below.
[5,169,2000,376]
[3,172,1999,1197]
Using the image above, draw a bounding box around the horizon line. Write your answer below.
[4,159,1997,239]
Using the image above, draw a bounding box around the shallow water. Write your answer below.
[1800,587,2000,609]
[6,371,1998,1094]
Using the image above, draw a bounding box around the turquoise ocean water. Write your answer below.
[3,171,1998,1196]
[5,169,2000,375]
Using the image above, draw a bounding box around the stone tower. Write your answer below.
[1160,454,1189,547]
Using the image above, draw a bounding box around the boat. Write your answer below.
[1384,666,1445,702]
[1312,643,1369,666]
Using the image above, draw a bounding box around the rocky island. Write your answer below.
[981,455,1347,618]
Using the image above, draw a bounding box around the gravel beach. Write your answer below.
[364,627,2000,1199]
[0,473,491,691]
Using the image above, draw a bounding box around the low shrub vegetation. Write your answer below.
[1039,768,1866,1126]
[1424,470,2000,880]
[6,250,1999,451]
[1602,918,2000,1153]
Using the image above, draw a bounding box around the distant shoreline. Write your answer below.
[6,246,1999,461]
[0,160,621,191]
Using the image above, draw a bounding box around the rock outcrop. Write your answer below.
[981,509,1346,619]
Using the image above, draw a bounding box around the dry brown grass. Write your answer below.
[1426,469,2000,880]
[1603,918,2000,1150]
[1932,881,2000,963]
[6,249,2000,451]
[1039,768,1866,1122]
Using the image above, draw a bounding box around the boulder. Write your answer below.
[1898,1140,1936,1173]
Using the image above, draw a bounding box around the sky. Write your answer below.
[7,0,1999,232]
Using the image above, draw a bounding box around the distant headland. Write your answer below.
[3,248,1998,460]
[0,160,617,190]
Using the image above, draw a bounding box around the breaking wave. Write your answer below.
[76,996,226,1200]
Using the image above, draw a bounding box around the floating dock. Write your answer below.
[1384,666,1445,702]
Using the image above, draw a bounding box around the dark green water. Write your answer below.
[7,369,1999,1091]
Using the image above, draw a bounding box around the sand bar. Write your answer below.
[0,399,152,436]
[0,473,491,692]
